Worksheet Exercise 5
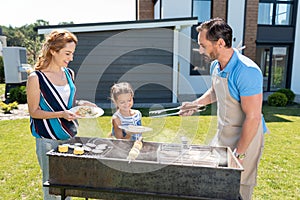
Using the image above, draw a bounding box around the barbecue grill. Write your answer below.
[45,137,243,200]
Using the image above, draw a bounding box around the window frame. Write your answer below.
[258,0,295,26]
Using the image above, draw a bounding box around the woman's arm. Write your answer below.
[26,73,76,120]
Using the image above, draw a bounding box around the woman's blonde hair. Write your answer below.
[34,29,78,70]
[110,82,134,104]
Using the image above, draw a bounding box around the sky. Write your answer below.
[0,0,136,27]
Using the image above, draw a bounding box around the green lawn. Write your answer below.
[0,83,299,199]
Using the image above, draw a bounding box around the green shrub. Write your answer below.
[267,92,288,107]
[276,88,295,104]
[8,86,27,104]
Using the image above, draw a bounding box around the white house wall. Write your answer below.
[291,1,300,98]
[155,0,211,98]
[154,0,160,19]
[227,0,246,49]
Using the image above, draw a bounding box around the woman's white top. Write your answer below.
[53,84,70,105]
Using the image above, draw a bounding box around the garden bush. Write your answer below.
[267,92,288,107]
[8,86,27,104]
[276,88,295,104]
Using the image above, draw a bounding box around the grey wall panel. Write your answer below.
[70,28,174,104]
[257,26,294,43]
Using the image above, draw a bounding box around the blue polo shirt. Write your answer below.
[210,49,268,133]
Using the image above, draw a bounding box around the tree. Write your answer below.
[19,20,49,65]
[1,20,74,66]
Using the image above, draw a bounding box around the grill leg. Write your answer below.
[61,188,66,200]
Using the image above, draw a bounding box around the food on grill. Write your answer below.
[127,139,143,161]
[92,149,103,154]
[133,140,143,150]
[58,144,68,153]
[83,145,92,152]
[73,147,84,155]
[85,143,96,148]
[127,148,140,160]
[74,143,83,147]
[96,144,107,150]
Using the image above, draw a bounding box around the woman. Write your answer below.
[26,29,95,199]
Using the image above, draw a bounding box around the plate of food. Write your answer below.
[119,125,153,133]
[70,106,104,118]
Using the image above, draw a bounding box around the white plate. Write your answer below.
[118,125,153,133]
[70,106,104,118]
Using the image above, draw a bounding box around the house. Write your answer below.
[149,0,300,102]
[36,0,300,106]
[37,18,199,107]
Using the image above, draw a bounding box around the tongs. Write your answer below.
[149,104,206,118]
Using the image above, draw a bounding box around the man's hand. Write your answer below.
[179,102,199,116]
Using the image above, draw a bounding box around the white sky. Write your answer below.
[0,0,136,27]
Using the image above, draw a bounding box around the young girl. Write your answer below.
[110,82,142,141]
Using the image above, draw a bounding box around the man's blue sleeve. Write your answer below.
[236,67,263,97]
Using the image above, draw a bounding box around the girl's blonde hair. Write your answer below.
[34,29,78,70]
[110,82,134,103]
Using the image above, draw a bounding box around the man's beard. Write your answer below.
[208,51,218,61]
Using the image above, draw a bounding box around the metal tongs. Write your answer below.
[149,104,206,118]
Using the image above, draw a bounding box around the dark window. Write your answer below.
[190,40,211,75]
[190,0,212,76]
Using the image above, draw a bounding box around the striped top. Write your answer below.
[112,109,142,141]
[30,68,78,140]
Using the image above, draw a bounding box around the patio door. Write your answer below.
[256,46,290,91]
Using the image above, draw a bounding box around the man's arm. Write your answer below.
[193,87,217,106]
[180,87,216,116]
[236,93,262,155]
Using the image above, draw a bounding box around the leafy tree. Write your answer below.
[58,21,74,25]
[18,20,49,65]
[1,20,74,66]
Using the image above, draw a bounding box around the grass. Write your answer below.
[0,83,299,199]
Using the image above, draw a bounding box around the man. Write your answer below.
[181,18,266,200]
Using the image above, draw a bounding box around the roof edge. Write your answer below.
[36,17,198,34]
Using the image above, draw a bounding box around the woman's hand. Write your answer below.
[61,110,78,121]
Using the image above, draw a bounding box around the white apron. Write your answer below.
[210,68,264,192]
